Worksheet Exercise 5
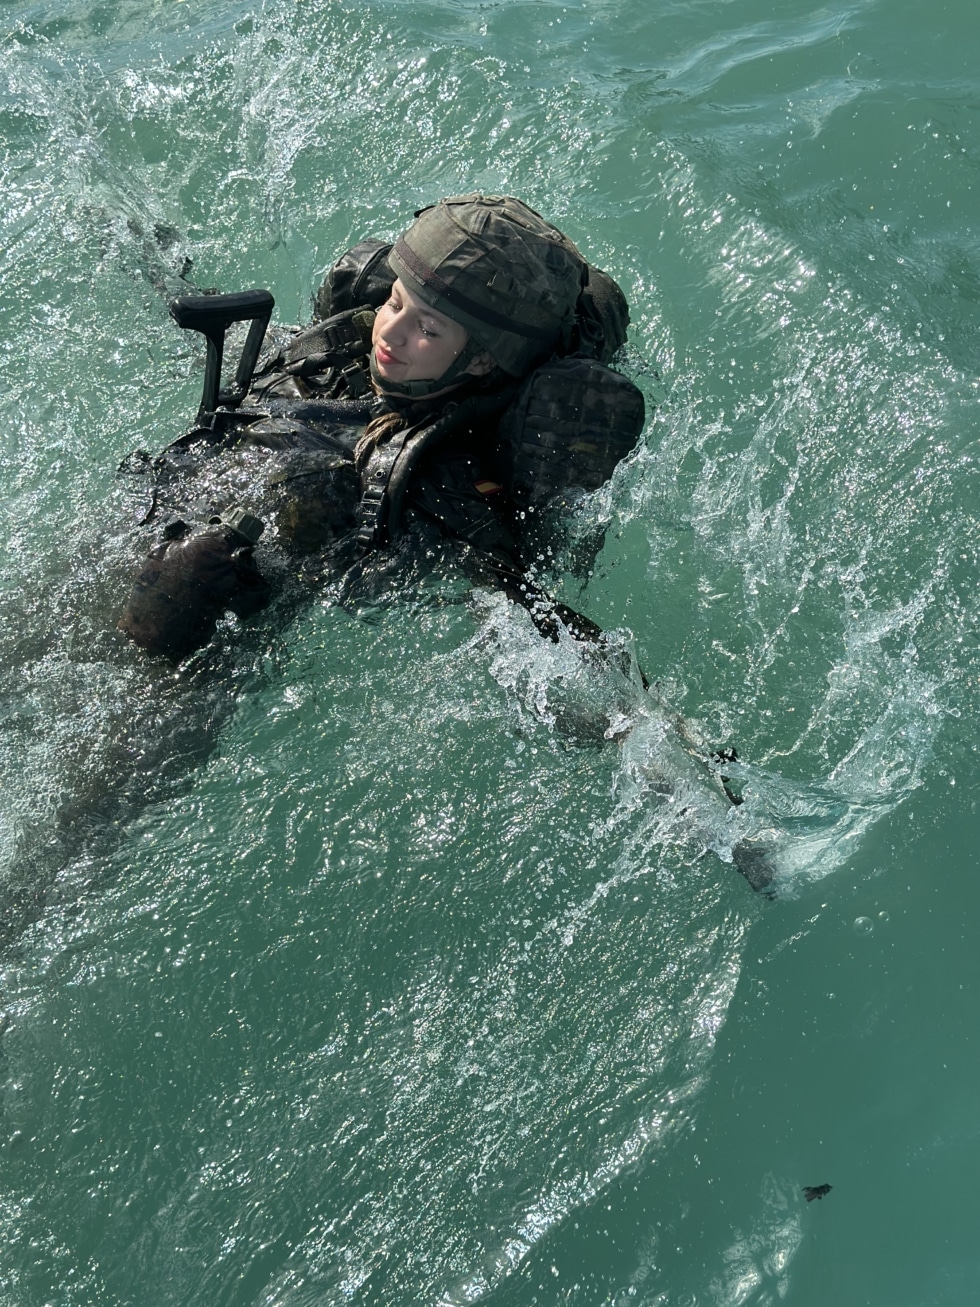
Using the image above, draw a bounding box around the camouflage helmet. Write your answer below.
[387,194,586,378]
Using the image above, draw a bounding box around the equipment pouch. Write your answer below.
[314,239,395,320]
[119,519,271,659]
[498,356,646,509]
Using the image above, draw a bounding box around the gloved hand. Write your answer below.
[118,515,270,659]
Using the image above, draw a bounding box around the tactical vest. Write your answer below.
[157,227,648,557]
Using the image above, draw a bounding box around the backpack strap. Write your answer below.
[272,306,376,397]
[355,392,515,551]
[282,306,375,372]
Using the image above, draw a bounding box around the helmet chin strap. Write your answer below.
[369,336,484,401]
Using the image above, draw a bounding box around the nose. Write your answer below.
[381,301,408,344]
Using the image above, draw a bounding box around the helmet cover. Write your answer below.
[387,194,586,377]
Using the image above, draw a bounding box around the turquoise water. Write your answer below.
[2,0,980,1302]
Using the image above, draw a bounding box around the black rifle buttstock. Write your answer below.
[170,289,275,423]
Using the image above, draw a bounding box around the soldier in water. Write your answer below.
[0,196,767,950]
[117,193,645,662]
[115,192,773,892]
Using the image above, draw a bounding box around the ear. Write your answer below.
[465,352,494,377]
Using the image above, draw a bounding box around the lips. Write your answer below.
[374,344,401,368]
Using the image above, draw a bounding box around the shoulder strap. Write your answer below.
[355,392,515,551]
[282,307,375,372]
[355,422,422,552]
[277,306,376,396]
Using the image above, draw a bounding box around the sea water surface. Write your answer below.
[1,0,979,1303]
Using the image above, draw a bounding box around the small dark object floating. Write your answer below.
[803,1184,832,1202]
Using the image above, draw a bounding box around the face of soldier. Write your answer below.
[372,278,490,384]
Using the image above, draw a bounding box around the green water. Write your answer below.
[1,0,979,1302]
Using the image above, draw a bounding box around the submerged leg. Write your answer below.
[0,653,238,949]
